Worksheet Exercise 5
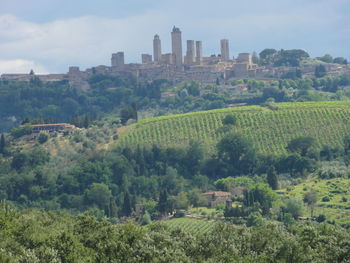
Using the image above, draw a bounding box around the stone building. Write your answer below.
[153,34,162,63]
[31,123,75,133]
[220,39,230,61]
[141,54,152,64]
[111,52,125,71]
[160,53,173,65]
[237,53,252,65]
[171,26,183,67]
[201,191,232,208]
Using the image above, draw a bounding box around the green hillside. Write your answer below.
[280,176,350,225]
[118,101,350,155]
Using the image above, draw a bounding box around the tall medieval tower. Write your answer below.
[185,40,195,65]
[196,41,203,64]
[220,39,230,61]
[153,35,162,63]
[171,26,183,67]
[111,52,124,71]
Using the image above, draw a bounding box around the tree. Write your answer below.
[184,141,204,177]
[267,166,278,190]
[0,134,5,154]
[11,152,29,171]
[303,190,318,217]
[344,135,350,154]
[120,106,137,125]
[252,51,259,64]
[318,54,333,63]
[131,102,138,121]
[274,49,309,67]
[38,133,49,144]
[315,65,326,78]
[243,183,277,215]
[282,197,305,219]
[86,183,112,210]
[287,136,316,156]
[259,49,277,59]
[83,115,91,128]
[140,211,152,225]
[222,114,237,126]
[217,132,257,175]
[333,57,347,65]
[158,190,168,215]
[121,192,132,217]
[185,81,201,96]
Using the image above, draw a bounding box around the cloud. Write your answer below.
[0,13,172,73]
[0,0,349,73]
[0,59,49,74]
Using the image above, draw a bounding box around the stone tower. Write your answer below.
[196,41,203,64]
[111,52,124,71]
[220,39,230,61]
[171,26,183,67]
[153,34,162,63]
[185,40,195,65]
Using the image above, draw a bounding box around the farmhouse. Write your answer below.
[31,123,75,133]
[201,191,232,208]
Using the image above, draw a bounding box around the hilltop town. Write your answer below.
[1,26,350,90]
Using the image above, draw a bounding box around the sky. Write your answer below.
[0,0,349,74]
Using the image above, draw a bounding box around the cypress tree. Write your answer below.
[110,199,118,218]
[131,102,138,121]
[121,192,132,217]
[158,190,168,214]
[267,166,279,190]
[0,134,5,154]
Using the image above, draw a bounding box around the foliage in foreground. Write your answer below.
[1,207,350,262]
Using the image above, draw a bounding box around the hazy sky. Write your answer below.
[0,0,349,74]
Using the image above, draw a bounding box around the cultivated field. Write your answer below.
[118,101,350,155]
[156,217,218,234]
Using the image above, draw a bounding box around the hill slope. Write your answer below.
[118,101,350,155]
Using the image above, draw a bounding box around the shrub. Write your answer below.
[11,125,32,138]
[38,133,49,144]
[317,162,350,179]
[316,214,327,223]
[174,211,185,218]
[215,204,225,211]
[322,196,331,202]
[222,114,237,126]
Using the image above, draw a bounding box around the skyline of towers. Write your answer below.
[171,26,183,67]
[153,34,162,62]
[220,39,230,61]
[113,27,232,67]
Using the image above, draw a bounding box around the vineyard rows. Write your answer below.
[118,101,350,155]
[159,218,217,234]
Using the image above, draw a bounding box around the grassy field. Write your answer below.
[156,217,218,234]
[118,101,350,155]
[282,177,350,226]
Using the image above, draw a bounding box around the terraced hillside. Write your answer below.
[118,101,350,155]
